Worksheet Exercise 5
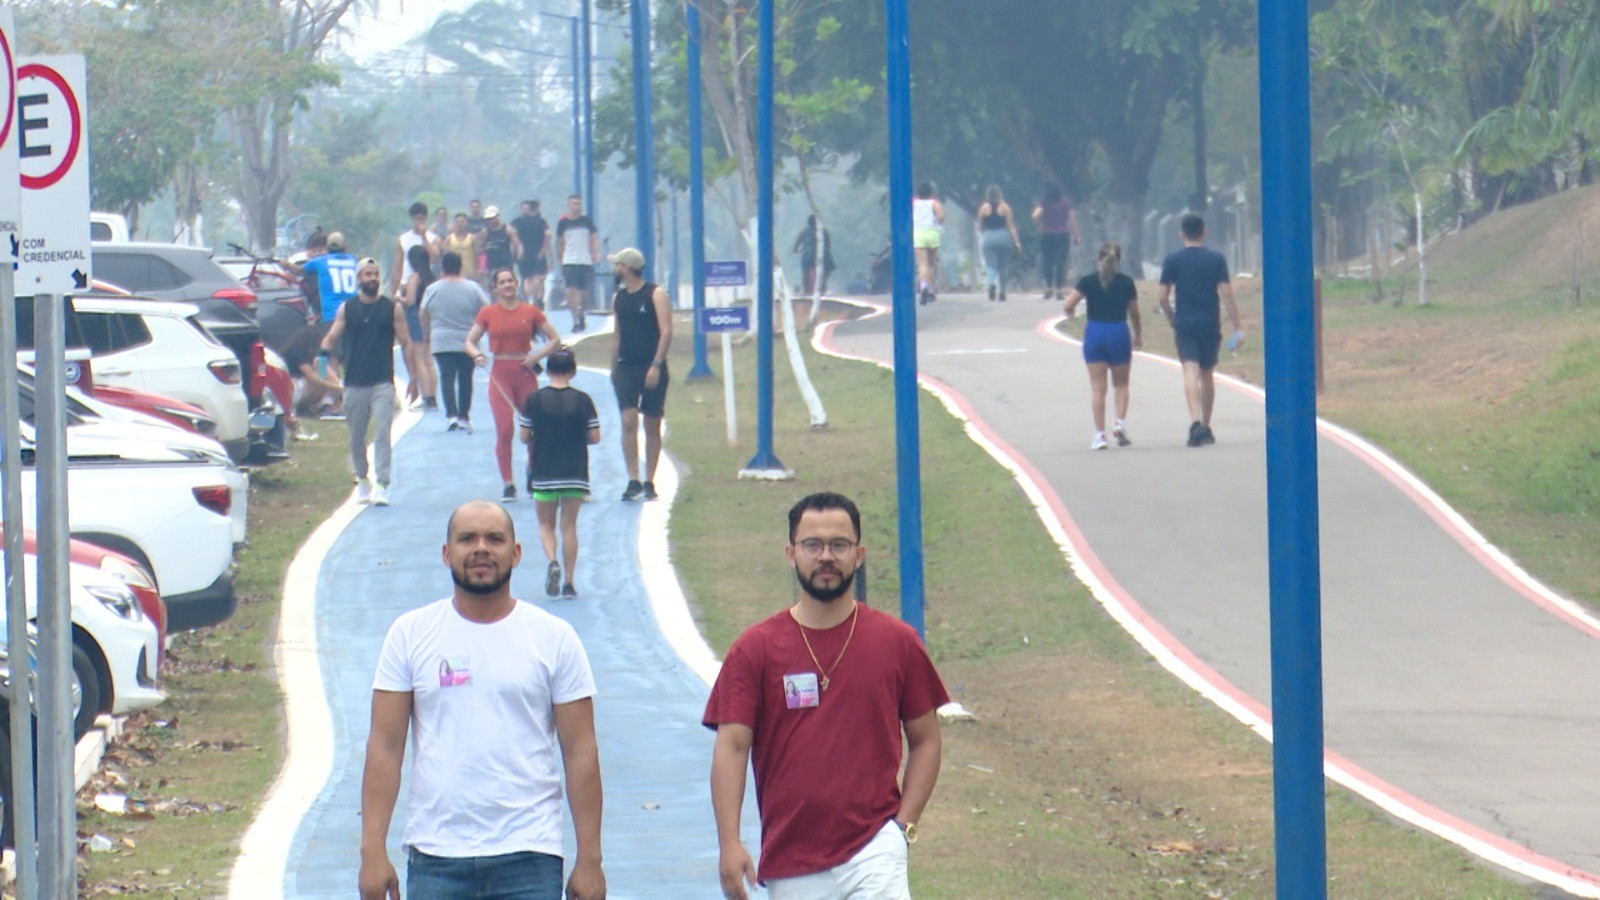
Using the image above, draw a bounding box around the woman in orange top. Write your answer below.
[465,267,562,501]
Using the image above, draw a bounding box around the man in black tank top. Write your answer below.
[607,247,674,502]
[320,258,413,506]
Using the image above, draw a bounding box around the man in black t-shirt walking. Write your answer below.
[519,348,600,599]
[1157,214,1244,447]
[320,258,413,506]
[607,247,673,502]
[513,199,551,306]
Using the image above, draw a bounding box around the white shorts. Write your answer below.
[765,820,910,900]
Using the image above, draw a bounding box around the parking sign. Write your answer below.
[17,55,91,294]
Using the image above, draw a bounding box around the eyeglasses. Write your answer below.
[793,538,858,558]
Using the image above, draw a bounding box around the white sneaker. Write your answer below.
[355,480,373,504]
[1090,433,1109,451]
[371,484,390,507]
[1113,420,1131,447]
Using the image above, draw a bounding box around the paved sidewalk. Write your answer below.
[276,312,757,898]
[821,292,1600,896]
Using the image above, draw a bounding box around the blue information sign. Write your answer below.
[704,260,748,287]
[697,306,750,333]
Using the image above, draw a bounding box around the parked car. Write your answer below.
[89,212,131,243]
[12,369,252,547]
[88,384,218,438]
[12,421,238,632]
[0,534,165,739]
[218,246,316,357]
[65,296,251,460]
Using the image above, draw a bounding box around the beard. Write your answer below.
[359,281,379,297]
[451,562,513,595]
[795,563,855,603]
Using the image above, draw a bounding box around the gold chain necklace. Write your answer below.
[795,603,859,692]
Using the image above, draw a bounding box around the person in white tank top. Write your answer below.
[911,183,945,304]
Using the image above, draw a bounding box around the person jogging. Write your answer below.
[1032,180,1081,300]
[976,184,1023,302]
[443,214,480,283]
[518,348,600,600]
[1063,243,1142,450]
[911,182,944,305]
[466,268,562,502]
[1157,213,1244,447]
[320,258,412,507]
[421,251,490,431]
[482,206,523,284]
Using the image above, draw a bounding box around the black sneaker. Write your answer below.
[423,397,439,410]
[545,562,562,597]
[621,479,645,502]
[502,484,518,503]
[1187,421,1205,448]
[560,583,578,599]
[987,284,996,301]
[643,481,659,501]
[1200,425,1216,446]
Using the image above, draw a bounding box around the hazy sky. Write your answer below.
[342,0,478,60]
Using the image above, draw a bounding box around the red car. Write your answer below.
[90,384,219,438]
[0,529,166,669]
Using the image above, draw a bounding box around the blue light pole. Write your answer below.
[569,15,581,199]
[580,1,595,217]
[630,0,655,278]
[1259,0,1327,894]
[744,0,784,472]
[884,0,925,638]
[686,0,713,379]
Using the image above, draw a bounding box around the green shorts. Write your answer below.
[913,227,941,250]
[532,488,588,503]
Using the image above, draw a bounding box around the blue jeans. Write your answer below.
[406,848,563,899]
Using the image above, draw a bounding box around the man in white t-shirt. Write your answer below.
[390,200,441,297]
[359,500,606,900]
[555,194,602,333]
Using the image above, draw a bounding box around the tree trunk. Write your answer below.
[1189,33,1209,216]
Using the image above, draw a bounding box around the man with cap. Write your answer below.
[608,247,673,502]
[320,258,413,507]
[481,205,523,282]
[297,230,360,330]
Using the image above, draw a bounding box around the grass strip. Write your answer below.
[577,311,1526,898]
[76,427,352,897]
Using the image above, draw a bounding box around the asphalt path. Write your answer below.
[819,291,1600,896]
[272,311,758,898]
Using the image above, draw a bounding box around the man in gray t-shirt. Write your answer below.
[420,251,491,429]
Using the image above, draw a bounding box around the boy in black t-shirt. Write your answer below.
[518,347,600,599]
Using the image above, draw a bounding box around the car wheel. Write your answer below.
[71,642,99,741]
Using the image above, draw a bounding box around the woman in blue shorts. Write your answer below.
[1063,243,1141,450]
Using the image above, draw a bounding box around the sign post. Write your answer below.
[18,53,92,897]
[0,11,38,900]
[701,261,750,448]
[698,306,749,446]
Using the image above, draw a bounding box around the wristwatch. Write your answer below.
[895,820,919,845]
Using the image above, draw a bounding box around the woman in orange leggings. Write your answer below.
[465,268,562,502]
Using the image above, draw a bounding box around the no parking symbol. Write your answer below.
[16,54,90,294]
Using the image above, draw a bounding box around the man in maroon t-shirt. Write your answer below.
[704,493,948,899]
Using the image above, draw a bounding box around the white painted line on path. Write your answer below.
[227,401,423,899]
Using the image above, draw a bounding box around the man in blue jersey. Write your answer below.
[298,230,361,326]
[1157,214,1244,448]
[295,231,361,382]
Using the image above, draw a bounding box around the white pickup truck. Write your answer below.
[13,423,237,631]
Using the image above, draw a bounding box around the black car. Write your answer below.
[89,243,288,463]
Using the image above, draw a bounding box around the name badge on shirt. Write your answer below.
[438,656,472,687]
[783,673,820,710]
